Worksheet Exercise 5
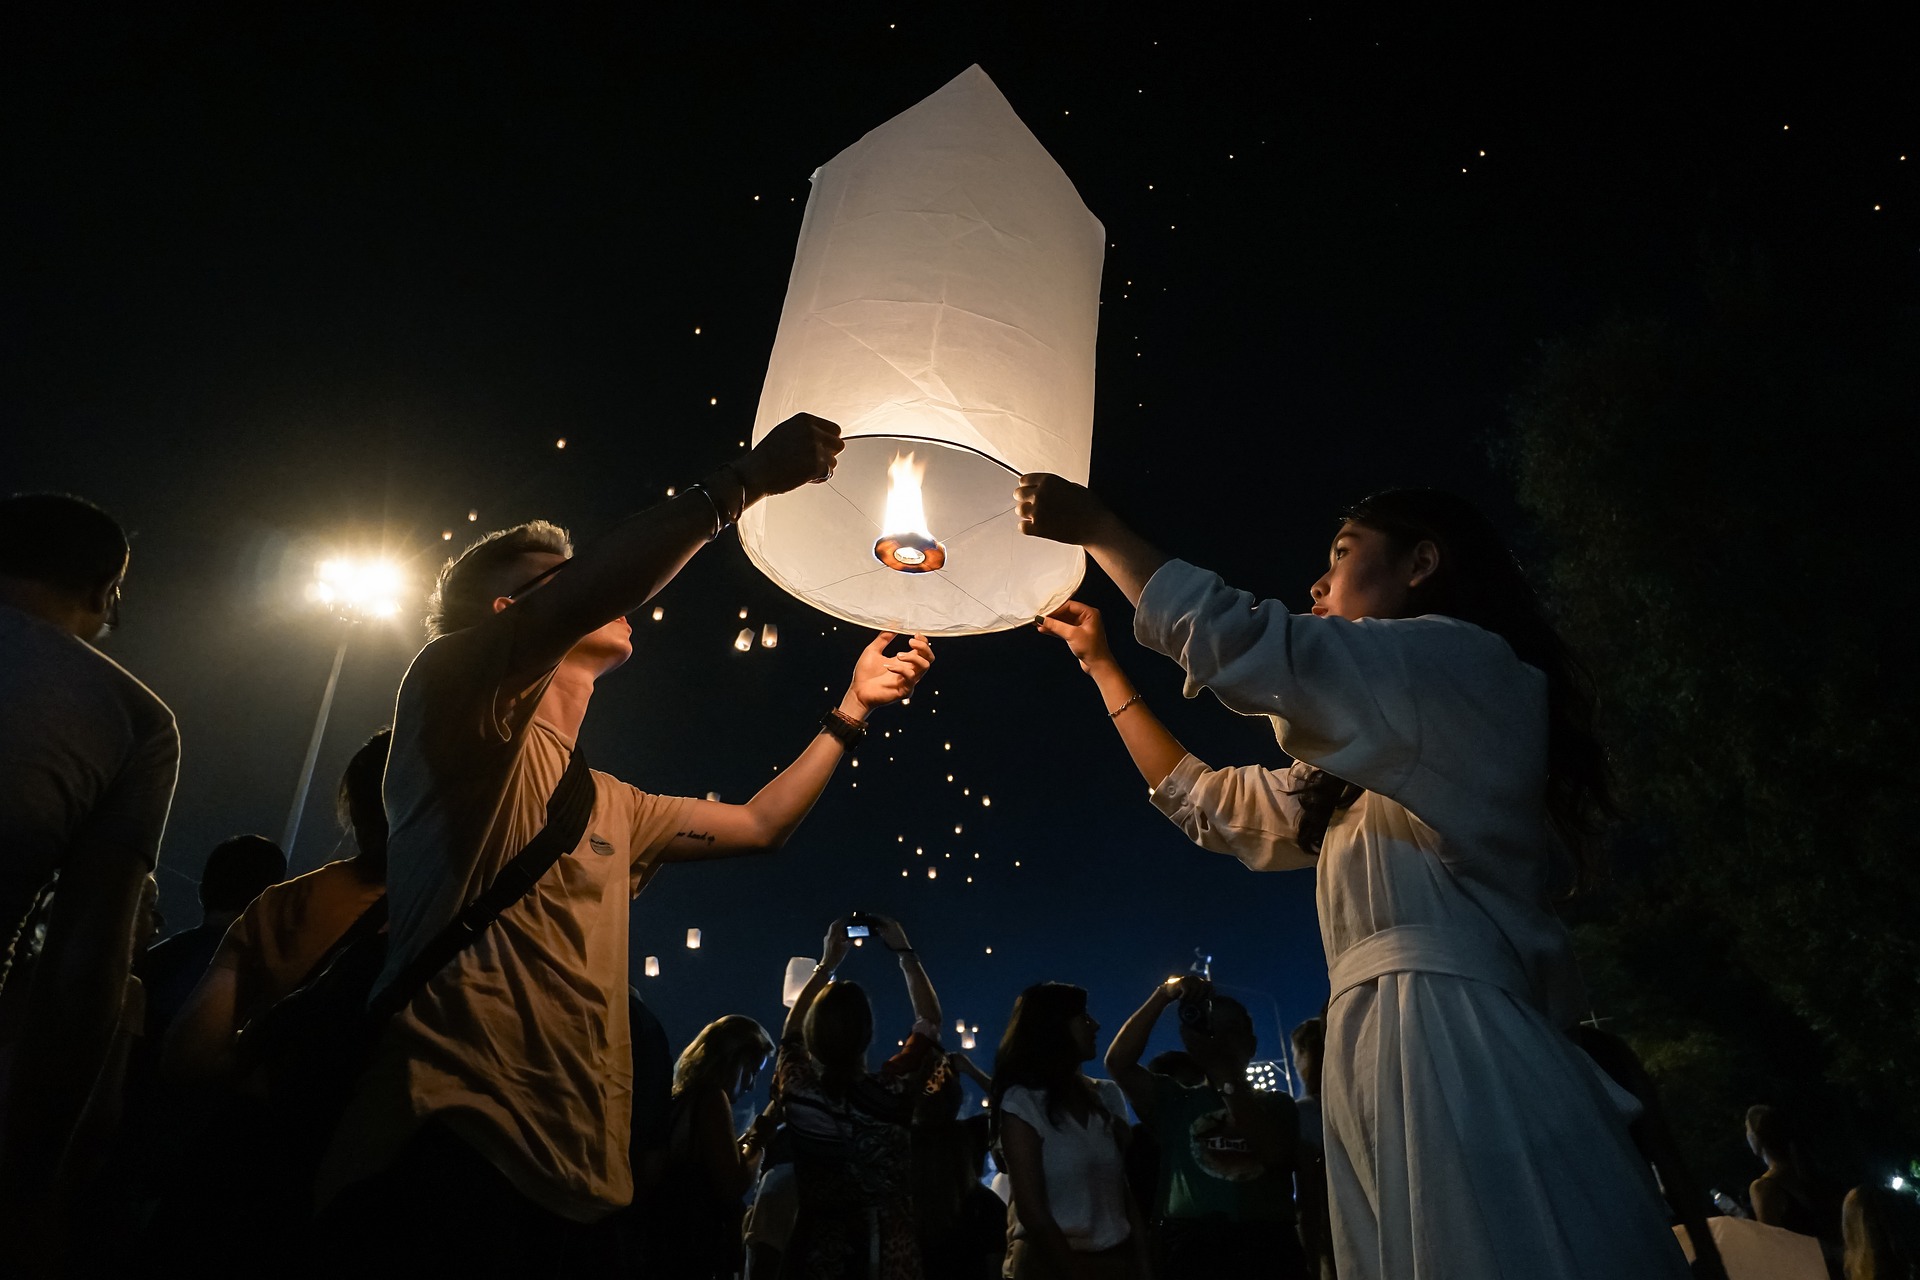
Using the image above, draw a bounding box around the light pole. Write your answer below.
[282,556,404,859]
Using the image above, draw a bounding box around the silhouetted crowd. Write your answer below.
[6,476,1919,1279]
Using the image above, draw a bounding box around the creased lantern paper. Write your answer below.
[742,64,1105,635]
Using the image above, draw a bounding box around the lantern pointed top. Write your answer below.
[743,65,1105,636]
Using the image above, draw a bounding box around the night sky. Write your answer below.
[4,7,1910,1097]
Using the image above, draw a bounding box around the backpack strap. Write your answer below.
[369,746,595,1022]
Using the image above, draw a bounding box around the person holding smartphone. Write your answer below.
[1105,975,1307,1279]
[775,914,944,1280]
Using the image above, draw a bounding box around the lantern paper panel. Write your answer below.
[742,65,1105,636]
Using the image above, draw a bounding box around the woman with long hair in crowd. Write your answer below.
[633,1014,777,1278]
[776,913,943,1280]
[991,983,1147,1280]
[1015,476,1690,1279]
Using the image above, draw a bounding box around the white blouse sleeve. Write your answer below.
[1149,754,1319,872]
[1134,558,1442,798]
[998,1084,1046,1135]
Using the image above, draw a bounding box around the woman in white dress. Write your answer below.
[1013,476,1690,1280]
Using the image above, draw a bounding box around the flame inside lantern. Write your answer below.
[874,452,946,573]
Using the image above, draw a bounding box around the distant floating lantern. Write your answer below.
[734,629,754,652]
[441,530,453,541]
[741,65,1103,635]
[555,438,567,449]
[927,867,937,879]
[467,509,478,522]
[961,1031,977,1050]
[982,796,992,807]
[686,928,702,949]
[955,1018,967,1033]
[782,957,815,1007]
[652,606,664,621]
[761,624,779,648]
[644,955,660,977]
[706,791,721,801]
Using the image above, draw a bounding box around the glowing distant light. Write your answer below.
[705,791,720,801]
[734,629,753,652]
[761,624,779,648]
[943,743,951,751]
[927,867,937,879]
[902,869,908,876]
[1014,860,1021,867]
[962,788,970,796]
[947,775,954,783]
[1478,149,1486,156]
[985,946,992,954]
[1892,1175,1907,1190]
[666,487,677,497]
[651,606,664,621]
[644,956,659,977]
[468,509,478,521]
[1783,124,1790,130]
[915,847,923,856]
[953,825,963,834]
[851,758,859,768]
[441,530,453,541]
[897,835,904,843]
[961,1031,976,1049]
[965,876,973,883]
[1873,204,1882,211]
[686,928,701,949]
[555,438,567,449]
[694,326,702,334]
[710,397,719,405]
[982,796,991,807]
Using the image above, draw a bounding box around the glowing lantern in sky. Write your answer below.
[741,64,1105,635]
[782,957,816,1008]
[644,956,660,977]
[686,928,702,949]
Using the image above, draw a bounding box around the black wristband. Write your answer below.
[818,707,867,749]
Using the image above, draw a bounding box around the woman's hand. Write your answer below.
[845,632,934,714]
[821,916,855,973]
[870,914,913,954]
[1034,601,1115,675]
[1014,473,1114,546]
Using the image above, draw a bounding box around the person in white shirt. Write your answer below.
[991,982,1147,1280]
[1013,475,1689,1280]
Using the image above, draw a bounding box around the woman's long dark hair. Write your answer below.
[1341,488,1615,891]
[990,983,1114,1134]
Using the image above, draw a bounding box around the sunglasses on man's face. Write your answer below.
[505,558,570,602]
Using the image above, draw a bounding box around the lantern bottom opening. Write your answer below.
[874,533,946,573]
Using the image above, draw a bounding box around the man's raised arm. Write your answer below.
[508,413,842,676]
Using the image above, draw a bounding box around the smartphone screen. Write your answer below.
[846,923,871,938]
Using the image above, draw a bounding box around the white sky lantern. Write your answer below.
[644,956,660,977]
[733,628,754,652]
[686,928,701,949]
[741,65,1105,635]
[782,957,816,1008]
[760,623,779,648]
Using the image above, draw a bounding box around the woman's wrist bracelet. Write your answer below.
[818,707,868,749]
[684,484,727,541]
[1108,691,1145,719]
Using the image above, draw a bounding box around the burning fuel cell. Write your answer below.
[739,64,1103,636]
[873,452,946,572]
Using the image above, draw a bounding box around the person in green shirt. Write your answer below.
[1105,976,1310,1279]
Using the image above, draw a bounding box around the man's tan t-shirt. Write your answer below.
[210,859,386,1029]
[319,610,690,1222]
